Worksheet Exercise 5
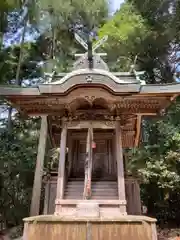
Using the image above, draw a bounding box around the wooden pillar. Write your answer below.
[115,120,127,214]
[83,125,93,199]
[55,123,67,214]
[135,180,142,215]
[67,133,73,178]
[43,179,50,215]
[30,116,48,216]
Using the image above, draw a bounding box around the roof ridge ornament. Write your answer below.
[74,33,108,54]
[129,55,146,85]
[74,33,88,51]
[74,32,109,71]
[44,31,146,85]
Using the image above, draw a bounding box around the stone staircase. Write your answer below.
[64,179,118,200]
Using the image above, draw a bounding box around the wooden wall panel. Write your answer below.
[125,179,141,215]
[48,183,56,214]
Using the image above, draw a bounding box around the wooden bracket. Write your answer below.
[170,94,179,102]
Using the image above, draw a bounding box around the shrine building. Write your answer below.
[1,35,180,240]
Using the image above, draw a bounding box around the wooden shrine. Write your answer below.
[1,35,180,240]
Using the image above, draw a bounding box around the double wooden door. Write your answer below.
[71,134,117,179]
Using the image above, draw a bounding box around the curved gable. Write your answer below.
[51,69,139,85]
[40,69,141,94]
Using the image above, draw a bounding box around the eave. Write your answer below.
[1,82,180,96]
[1,82,180,149]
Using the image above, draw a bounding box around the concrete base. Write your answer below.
[23,215,158,240]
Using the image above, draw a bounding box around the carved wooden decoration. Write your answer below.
[65,121,116,129]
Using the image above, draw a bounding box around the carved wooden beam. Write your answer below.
[137,113,157,116]
[65,121,116,129]
[26,107,160,116]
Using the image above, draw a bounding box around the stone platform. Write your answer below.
[23,214,157,240]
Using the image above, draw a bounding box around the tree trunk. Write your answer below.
[15,19,27,86]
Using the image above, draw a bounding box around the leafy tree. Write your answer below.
[99,2,149,71]
[128,0,180,81]
[0,117,39,226]
[0,0,110,227]
[125,101,180,224]
[99,0,180,225]
[99,0,180,82]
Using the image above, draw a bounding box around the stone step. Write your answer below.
[64,180,118,200]
[66,186,117,190]
[66,187,117,191]
[66,181,118,185]
[65,190,118,194]
[67,183,117,187]
[64,191,118,196]
[64,196,119,200]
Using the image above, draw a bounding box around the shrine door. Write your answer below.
[71,133,117,180]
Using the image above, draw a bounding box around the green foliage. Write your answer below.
[99,0,179,82]
[0,117,39,226]
[128,0,180,79]
[38,0,108,28]
[99,2,149,71]
[99,4,180,224]
[0,42,42,85]
[125,101,180,223]
[0,0,110,227]
[0,0,15,34]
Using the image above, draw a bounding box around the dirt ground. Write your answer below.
[157,228,180,240]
